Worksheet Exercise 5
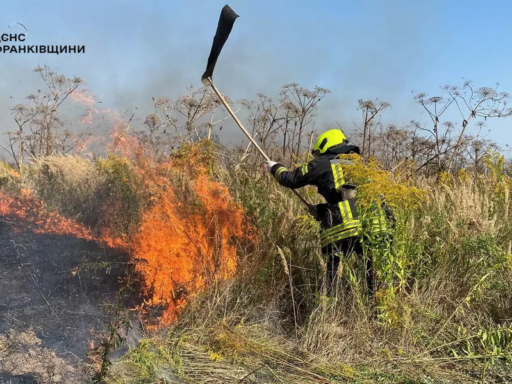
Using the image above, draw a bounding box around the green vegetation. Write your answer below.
[3,143,512,383]
[2,68,512,382]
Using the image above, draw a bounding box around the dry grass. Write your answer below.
[2,147,512,382]
[102,151,512,383]
[27,155,105,227]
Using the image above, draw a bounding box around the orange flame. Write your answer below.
[70,90,139,158]
[0,189,127,249]
[1,114,252,327]
[106,121,141,158]
[70,89,97,125]
[131,163,250,326]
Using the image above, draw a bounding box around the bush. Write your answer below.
[0,160,21,194]
[26,154,143,239]
[28,155,105,228]
[95,154,143,237]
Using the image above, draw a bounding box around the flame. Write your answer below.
[0,147,252,326]
[8,168,21,178]
[106,121,141,158]
[0,189,127,249]
[73,134,101,157]
[131,161,251,326]
[70,89,97,125]
[70,90,139,158]
[1,96,253,327]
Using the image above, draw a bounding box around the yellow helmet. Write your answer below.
[312,129,347,154]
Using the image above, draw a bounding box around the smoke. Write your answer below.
[0,0,449,157]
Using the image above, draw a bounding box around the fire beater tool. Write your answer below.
[201,4,311,208]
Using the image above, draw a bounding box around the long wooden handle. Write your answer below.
[207,77,311,208]
[207,78,269,161]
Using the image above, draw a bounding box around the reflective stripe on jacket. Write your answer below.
[270,144,363,248]
[320,200,362,248]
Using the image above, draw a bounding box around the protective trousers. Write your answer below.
[322,237,373,297]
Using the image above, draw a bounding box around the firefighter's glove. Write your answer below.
[309,204,327,222]
[265,160,277,172]
[308,205,320,220]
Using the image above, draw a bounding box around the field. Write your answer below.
[1,68,512,383]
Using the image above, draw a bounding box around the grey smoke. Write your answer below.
[1,0,509,160]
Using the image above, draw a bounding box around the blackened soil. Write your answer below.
[0,220,139,369]
[0,374,38,384]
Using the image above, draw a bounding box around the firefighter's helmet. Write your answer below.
[312,129,348,155]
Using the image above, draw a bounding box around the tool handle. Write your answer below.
[207,78,270,161]
[291,189,311,207]
[207,77,311,208]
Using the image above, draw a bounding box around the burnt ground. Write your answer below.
[0,221,143,383]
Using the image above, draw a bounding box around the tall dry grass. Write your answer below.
[2,144,512,382]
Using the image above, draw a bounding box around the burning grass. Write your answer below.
[0,188,127,249]
[1,189,96,242]
[3,66,512,382]
[132,165,251,326]
[2,136,512,382]
[0,140,255,331]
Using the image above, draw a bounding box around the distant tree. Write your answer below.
[465,138,497,173]
[370,124,411,169]
[413,93,455,172]
[356,99,390,160]
[239,83,329,166]
[414,80,512,173]
[444,80,512,171]
[144,85,233,159]
[281,83,330,160]
[5,65,86,169]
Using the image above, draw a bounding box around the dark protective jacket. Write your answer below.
[271,144,388,250]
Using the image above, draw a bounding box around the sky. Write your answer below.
[1,0,512,157]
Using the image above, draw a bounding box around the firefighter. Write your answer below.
[266,129,386,297]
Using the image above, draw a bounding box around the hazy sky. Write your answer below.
[1,0,512,155]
